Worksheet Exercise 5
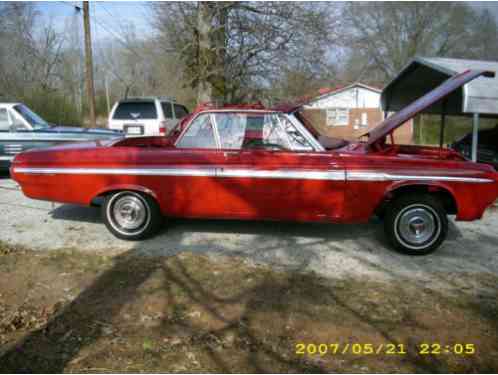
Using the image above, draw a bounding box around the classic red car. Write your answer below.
[10,70,498,255]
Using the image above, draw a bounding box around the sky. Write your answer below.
[35,1,498,46]
[36,1,153,43]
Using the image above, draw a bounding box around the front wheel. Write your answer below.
[384,194,448,255]
[102,191,163,240]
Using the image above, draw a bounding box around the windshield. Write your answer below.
[13,104,49,129]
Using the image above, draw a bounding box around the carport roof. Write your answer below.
[381,57,498,117]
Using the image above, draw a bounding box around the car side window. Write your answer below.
[174,104,188,119]
[161,102,173,119]
[176,114,217,149]
[213,113,247,149]
[240,114,288,151]
[263,115,292,149]
[240,114,313,151]
[9,110,28,130]
[0,108,9,131]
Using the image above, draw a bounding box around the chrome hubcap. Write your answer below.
[398,207,436,246]
[112,196,147,230]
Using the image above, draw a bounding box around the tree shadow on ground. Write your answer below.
[1,233,496,373]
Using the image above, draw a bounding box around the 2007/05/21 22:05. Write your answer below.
[295,343,476,356]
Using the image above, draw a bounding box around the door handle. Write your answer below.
[223,151,240,157]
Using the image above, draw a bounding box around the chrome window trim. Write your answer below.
[274,114,293,150]
[174,110,323,152]
[174,110,280,148]
[209,113,222,149]
[285,114,324,152]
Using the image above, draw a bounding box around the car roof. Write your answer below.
[118,96,177,103]
[0,102,21,106]
[190,103,283,114]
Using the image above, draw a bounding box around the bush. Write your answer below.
[22,90,83,126]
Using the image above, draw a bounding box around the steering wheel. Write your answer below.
[243,139,286,151]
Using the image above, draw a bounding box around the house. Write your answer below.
[301,83,414,144]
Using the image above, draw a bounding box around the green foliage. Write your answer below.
[413,114,497,145]
[22,90,83,126]
[95,92,109,118]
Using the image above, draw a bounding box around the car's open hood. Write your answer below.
[364,69,495,147]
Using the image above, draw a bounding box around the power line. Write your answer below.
[91,14,143,59]
[55,1,141,58]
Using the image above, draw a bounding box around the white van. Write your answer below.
[107,97,189,136]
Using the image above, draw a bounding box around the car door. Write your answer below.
[0,108,30,163]
[0,108,14,165]
[210,112,257,217]
[216,112,346,221]
[164,112,228,218]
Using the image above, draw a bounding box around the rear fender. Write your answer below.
[91,184,159,204]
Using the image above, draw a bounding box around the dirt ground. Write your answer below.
[1,175,498,373]
[1,175,498,290]
[0,243,497,373]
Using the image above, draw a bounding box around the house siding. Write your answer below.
[305,87,381,109]
[302,84,413,144]
[302,108,414,144]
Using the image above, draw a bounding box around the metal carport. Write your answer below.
[381,57,498,161]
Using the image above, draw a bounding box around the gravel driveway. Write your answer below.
[1,175,497,292]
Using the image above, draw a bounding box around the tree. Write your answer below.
[153,2,340,104]
[474,9,498,61]
[341,2,498,82]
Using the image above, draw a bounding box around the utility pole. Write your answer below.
[82,1,97,128]
[105,75,111,115]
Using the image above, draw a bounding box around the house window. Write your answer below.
[326,108,349,126]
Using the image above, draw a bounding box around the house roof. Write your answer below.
[304,82,382,106]
[382,56,498,116]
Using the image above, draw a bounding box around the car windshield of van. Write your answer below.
[13,104,50,129]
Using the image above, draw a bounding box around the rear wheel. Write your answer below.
[385,194,448,255]
[102,191,163,240]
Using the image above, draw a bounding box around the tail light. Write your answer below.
[159,121,167,136]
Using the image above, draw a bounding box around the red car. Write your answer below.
[10,70,498,255]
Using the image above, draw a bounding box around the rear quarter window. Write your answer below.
[161,102,173,119]
[113,102,158,120]
[174,104,189,119]
[0,108,9,130]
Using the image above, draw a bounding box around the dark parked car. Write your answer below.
[451,125,498,170]
[0,102,121,170]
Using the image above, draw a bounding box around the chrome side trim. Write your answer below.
[219,169,345,181]
[12,167,216,177]
[12,167,494,184]
[347,171,494,183]
[13,166,346,181]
